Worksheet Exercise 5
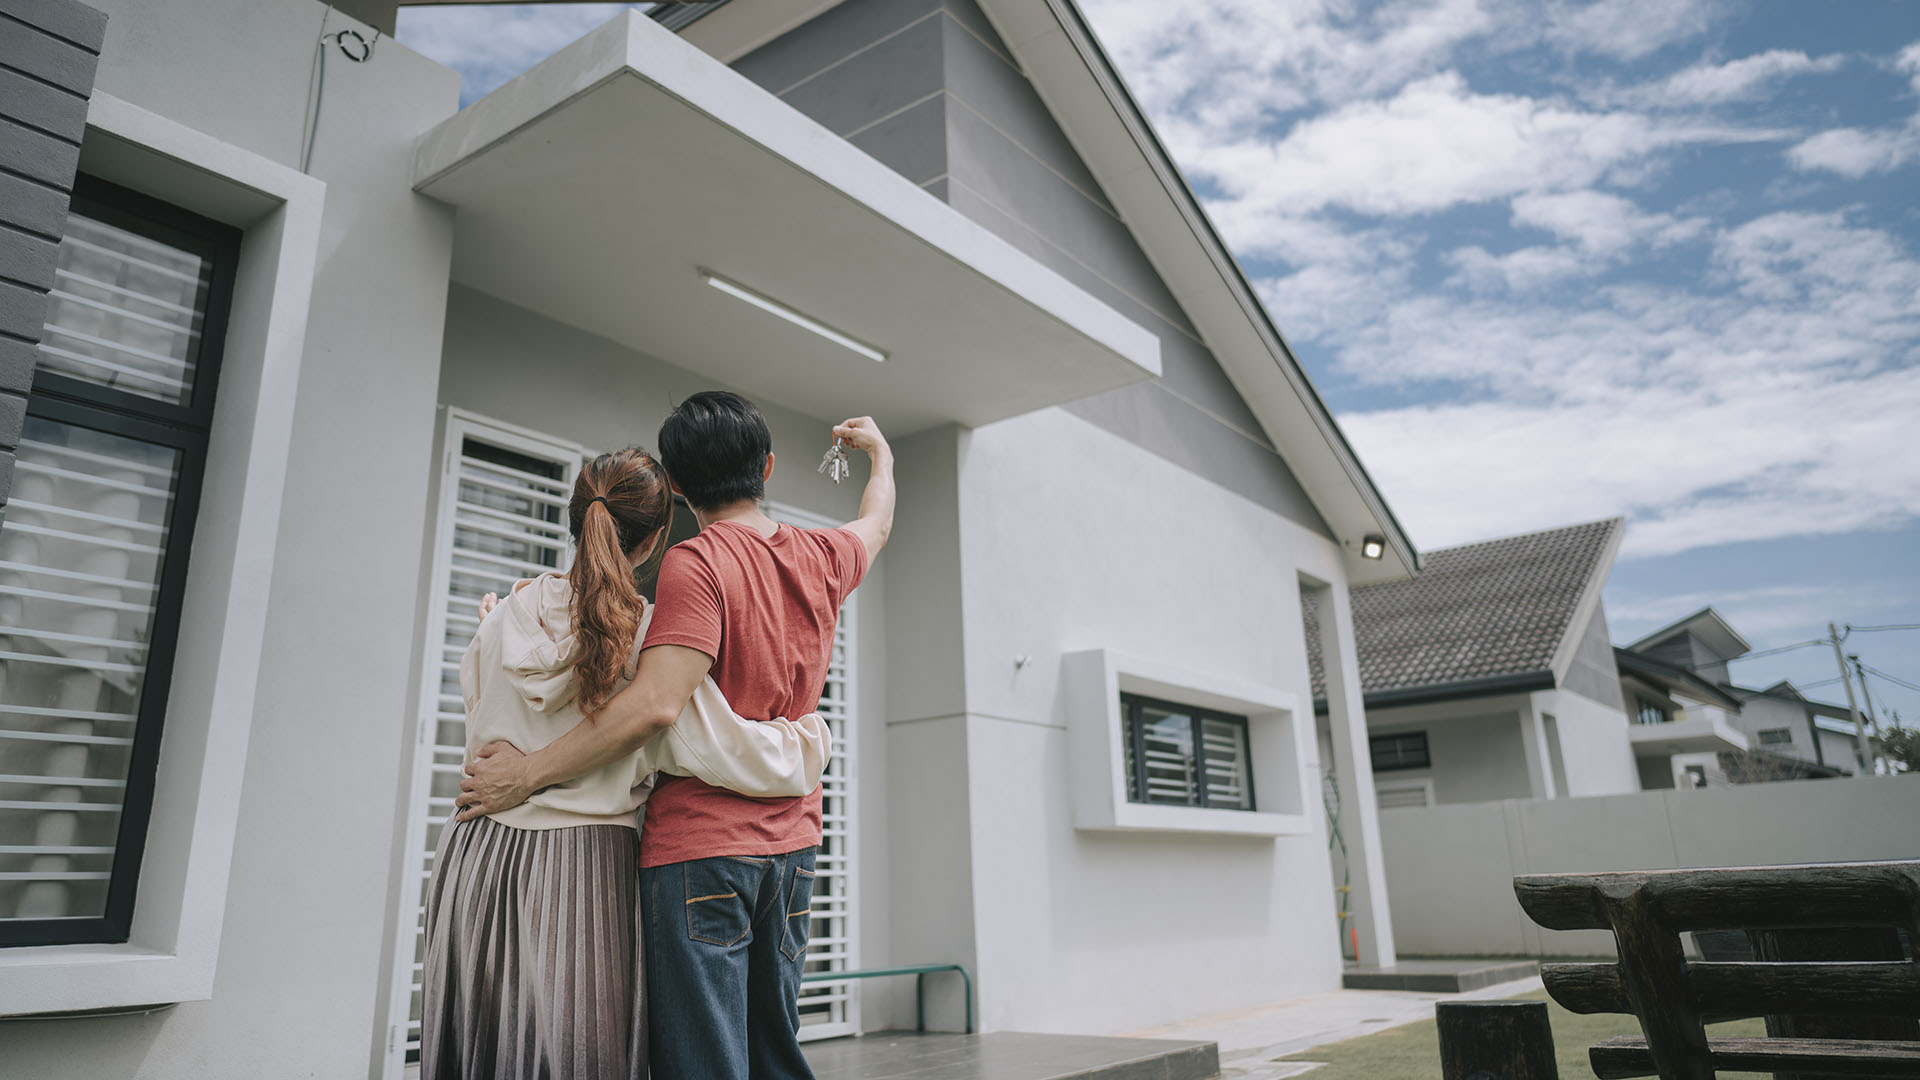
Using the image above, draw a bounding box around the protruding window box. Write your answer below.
[1062,649,1313,837]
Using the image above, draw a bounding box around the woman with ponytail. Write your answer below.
[419,448,830,1080]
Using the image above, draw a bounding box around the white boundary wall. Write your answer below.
[1381,774,1920,958]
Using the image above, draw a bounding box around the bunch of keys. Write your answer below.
[817,438,851,484]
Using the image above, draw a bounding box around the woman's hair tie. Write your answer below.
[589,495,610,509]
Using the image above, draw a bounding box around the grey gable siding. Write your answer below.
[0,0,107,522]
[731,0,1330,535]
[1563,601,1626,711]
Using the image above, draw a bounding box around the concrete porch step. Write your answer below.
[804,1030,1221,1080]
[1341,957,1540,993]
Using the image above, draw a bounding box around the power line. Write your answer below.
[1743,634,1827,661]
[1848,623,1920,633]
[1860,665,1920,695]
[1797,675,1845,690]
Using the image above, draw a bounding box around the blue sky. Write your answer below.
[397,1,1920,724]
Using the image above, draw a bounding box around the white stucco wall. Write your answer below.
[948,407,1347,1034]
[0,2,463,1077]
[1535,688,1640,798]
[1361,698,1536,805]
[1380,774,1920,958]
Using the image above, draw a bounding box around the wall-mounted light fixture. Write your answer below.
[702,270,887,363]
[1360,534,1386,560]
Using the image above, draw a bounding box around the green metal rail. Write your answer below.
[800,963,974,1034]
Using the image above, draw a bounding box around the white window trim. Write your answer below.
[1063,648,1313,837]
[0,94,323,1015]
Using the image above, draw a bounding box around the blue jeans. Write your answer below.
[643,849,818,1080]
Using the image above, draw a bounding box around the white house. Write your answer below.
[1619,608,1862,788]
[1306,519,1643,811]
[0,1,1418,1076]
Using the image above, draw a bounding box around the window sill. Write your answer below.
[0,943,206,1015]
[1062,649,1314,838]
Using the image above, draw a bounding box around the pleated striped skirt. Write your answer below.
[420,816,648,1080]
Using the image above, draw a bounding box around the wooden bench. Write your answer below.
[1514,861,1920,1080]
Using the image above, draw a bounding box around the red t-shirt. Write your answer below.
[638,519,868,867]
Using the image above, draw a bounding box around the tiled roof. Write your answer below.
[1307,518,1622,700]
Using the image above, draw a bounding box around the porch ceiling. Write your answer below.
[411,11,1159,435]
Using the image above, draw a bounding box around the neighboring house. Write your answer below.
[0,1,1420,1076]
[1308,519,1641,810]
[1618,608,1860,789]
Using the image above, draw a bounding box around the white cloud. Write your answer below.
[396,3,643,104]
[1192,72,1780,249]
[1317,211,1920,557]
[1541,0,1716,61]
[1789,126,1917,177]
[1650,50,1846,106]
[1510,190,1704,254]
[1900,40,1920,94]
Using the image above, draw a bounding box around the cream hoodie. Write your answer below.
[459,573,831,831]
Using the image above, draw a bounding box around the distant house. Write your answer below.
[1309,519,1641,809]
[1618,608,1860,788]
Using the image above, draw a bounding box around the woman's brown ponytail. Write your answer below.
[568,448,673,712]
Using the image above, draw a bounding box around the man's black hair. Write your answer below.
[657,391,774,510]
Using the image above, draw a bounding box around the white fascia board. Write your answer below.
[410,10,1160,381]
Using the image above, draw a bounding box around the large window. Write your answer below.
[0,177,237,947]
[1369,731,1430,772]
[1120,692,1255,810]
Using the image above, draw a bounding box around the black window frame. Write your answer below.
[1369,730,1431,773]
[1120,692,1257,812]
[0,175,240,948]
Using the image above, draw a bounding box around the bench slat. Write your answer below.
[1589,1034,1920,1080]
[1516,864,1920,933]
[1545,960,1920,1018]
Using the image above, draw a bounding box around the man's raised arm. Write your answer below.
[455,643,711,821]
[834,416,895,562]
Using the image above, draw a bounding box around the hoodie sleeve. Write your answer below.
[640,679,830,798]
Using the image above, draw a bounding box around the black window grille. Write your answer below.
[0,176,238,947]
[1369,731,1430,772]
[1120,693,1255,811]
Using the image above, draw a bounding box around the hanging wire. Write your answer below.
[1861,665,1920,695]
[300,16,381,173]
[1848,623,1920,633]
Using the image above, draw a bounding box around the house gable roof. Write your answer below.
[1616,648,1746,712]
[1308,518,1624,704]
[1626,606,1753,661]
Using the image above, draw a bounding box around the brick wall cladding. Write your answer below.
[0,0,107,521]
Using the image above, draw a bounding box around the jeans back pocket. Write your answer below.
[780,865,817,961]
[684,861,752,948]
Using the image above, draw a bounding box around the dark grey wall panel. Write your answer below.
[940,20,1111,214]
[731,0,944,94]
[0,0,107,523]
[777,13,945,136]
[940,155,1271,448]
[847,94,947,185]
[1563,602,1628,710]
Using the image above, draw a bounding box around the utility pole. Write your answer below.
[1851,655,1881,774]
[1828,622,1871,777]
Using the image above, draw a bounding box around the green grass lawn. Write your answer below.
[1276,990,1770,1079]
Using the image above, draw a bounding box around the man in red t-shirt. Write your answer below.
[459,391,893,1079]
